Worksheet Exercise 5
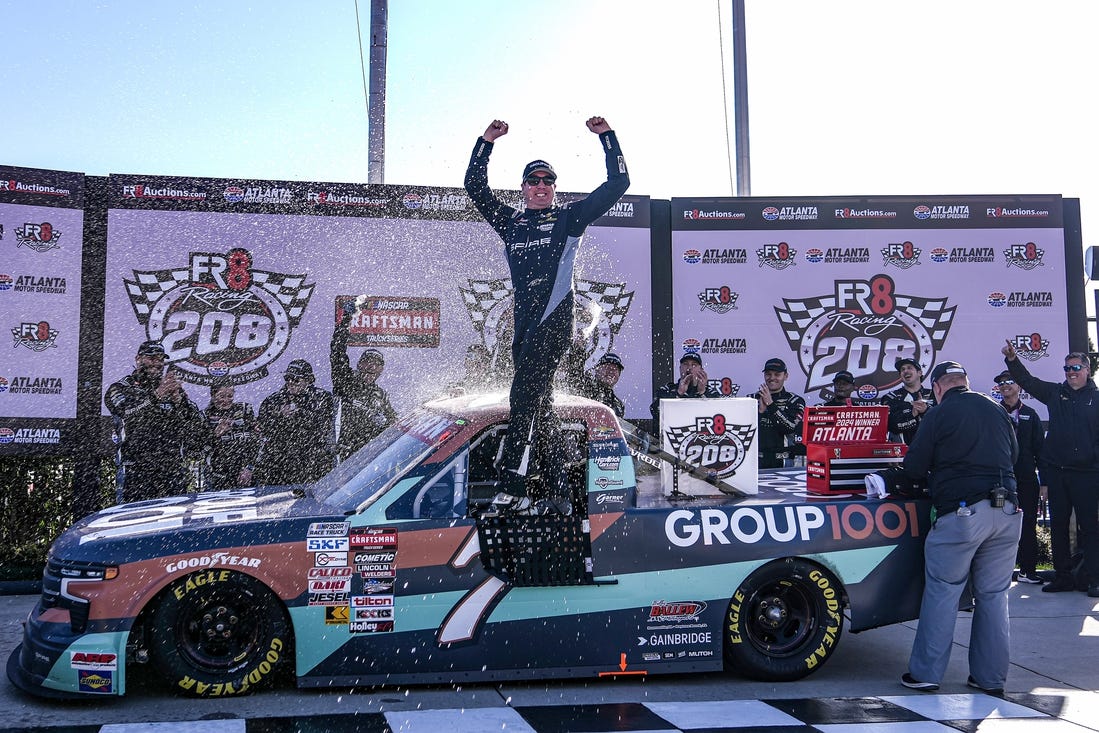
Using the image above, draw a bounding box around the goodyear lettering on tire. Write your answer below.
[176,638,284,697]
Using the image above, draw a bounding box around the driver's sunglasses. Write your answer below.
[524,175,556,187]
[1064,364,1086,372]
[997,379,1016,385]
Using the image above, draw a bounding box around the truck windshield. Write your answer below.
[313,408,460,511]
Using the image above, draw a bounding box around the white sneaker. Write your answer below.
[1016,571,1044,584]
[489,492,531,514]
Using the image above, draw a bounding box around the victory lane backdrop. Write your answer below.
[670,195,1075,418]
[0,165,85,453]
[102,174,653,431]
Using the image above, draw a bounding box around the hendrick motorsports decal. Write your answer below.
[123,249,315,385]
[775,274,956,394]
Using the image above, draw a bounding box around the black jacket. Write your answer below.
[104,371,205,470]
[751,388,806,469]
[880,385,934,444]
[331,318,396,459]
[902,385,1018,508]
[1001,399,1044,485]
[255,385,335,485]
[1006,358,1099,472]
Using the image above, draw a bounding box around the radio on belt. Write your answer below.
[801,405,906,496]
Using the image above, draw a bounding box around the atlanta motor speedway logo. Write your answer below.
[664,415,756,481]
[123,249,314,384]
[775,274,956,394]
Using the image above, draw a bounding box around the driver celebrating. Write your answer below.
[464,115,629,512]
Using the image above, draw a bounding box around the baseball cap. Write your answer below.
[137,340,166,357]
[763,357,787,373]
[359,348,384,364]
[929,360,967,384]
[994,370,1014,384]
[284,359,315,380]
[833,370,855,384]
[894,357,922,372]
[680,352,703,366]
[522,160,555,179]
[598,352,625,371]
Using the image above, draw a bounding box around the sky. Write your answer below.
[2,0,1097,312]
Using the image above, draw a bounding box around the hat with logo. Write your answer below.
[137,340,166,357]
[894,357,922,372]
[284,359,315,381]
[929,360,967,384]
[763,357,788,373]
[359,348,384,364]
[679,352,703,366]
[833,370,855,385]
[597,352,625,371]
[994,370,1014,385]
[522,160,556,180]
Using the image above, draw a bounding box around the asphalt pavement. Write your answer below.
[0,580,1097,731]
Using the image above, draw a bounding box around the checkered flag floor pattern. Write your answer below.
[20,693,1097,732]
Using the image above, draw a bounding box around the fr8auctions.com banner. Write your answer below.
[0,165,85,454]
[104,174,652,423]
[670,195,1067,419]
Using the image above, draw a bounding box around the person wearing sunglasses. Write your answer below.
[464,115,629,513]
[993,370,1046,585]
[254,359,336,486]
[1002,343,1099,597]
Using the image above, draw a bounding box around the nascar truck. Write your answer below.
[8,392,928,698]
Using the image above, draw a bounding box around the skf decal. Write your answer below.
[11,321,59,351]
[1003,242,1045,270]
[881,241,921,269]
[775,274,956,394]
[14,223,61,253]
[1008,332,1050,362]
[664,414,755,480]
[461,277,634,374]
[123,249,315,386]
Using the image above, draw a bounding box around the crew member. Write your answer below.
[464,115,629,512]
[580,352,627,417]
[752,357,806,469]
[255,360,336,485]
[650,352,721,435]
[881,357,934,443]
[900,361,1021,694]
[331,307,397,460]
[202,381,259,490]
[818,370,857,406]
[994,370,1046,585]
[1002,344,1099,597]
[104,340,205,503]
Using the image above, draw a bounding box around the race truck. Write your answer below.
[7,392,928,699]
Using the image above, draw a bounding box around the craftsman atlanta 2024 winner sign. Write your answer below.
[672,195,1068,420]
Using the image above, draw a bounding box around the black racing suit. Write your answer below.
[203,401,260,490]
[104,371,205,503]
[649,381,722,436]
[465,131,629,487]
[1001,399,1044,575]
[881,385,935,444]
[1006,357,1099,584]
[255,385,336,485]
[751,388,807,469]
[330,317,397,460]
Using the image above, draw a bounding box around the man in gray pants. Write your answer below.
[899,361,1022,694]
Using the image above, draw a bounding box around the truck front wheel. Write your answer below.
[723,559,845,681]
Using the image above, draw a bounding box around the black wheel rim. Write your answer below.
[173,585,264,674]
[744,580,816,658]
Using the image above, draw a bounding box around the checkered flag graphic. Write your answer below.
[575,279,634,335]
[124,268,315,326]
[894,293,956,349]
[774,294,835,352]
[663,424,695,456]
[460,278,514,334]
[123,268,192,324]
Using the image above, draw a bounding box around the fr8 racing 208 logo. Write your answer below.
[775,274,956,396]
[124,249,315,384]
[1007,332,1050,361]
[664,414,756,481]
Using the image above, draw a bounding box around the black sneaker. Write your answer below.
[901,672,939,691]
[1088,584,1099,598]
[1015,571,1044,585]
[1042,576,1077,593]
[967,676,1004,695]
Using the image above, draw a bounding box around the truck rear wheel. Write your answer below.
[724,559,844,681]
[149,570,292,697]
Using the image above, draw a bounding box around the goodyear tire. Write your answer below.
[724,559,844,681]
[149,570,291,697]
